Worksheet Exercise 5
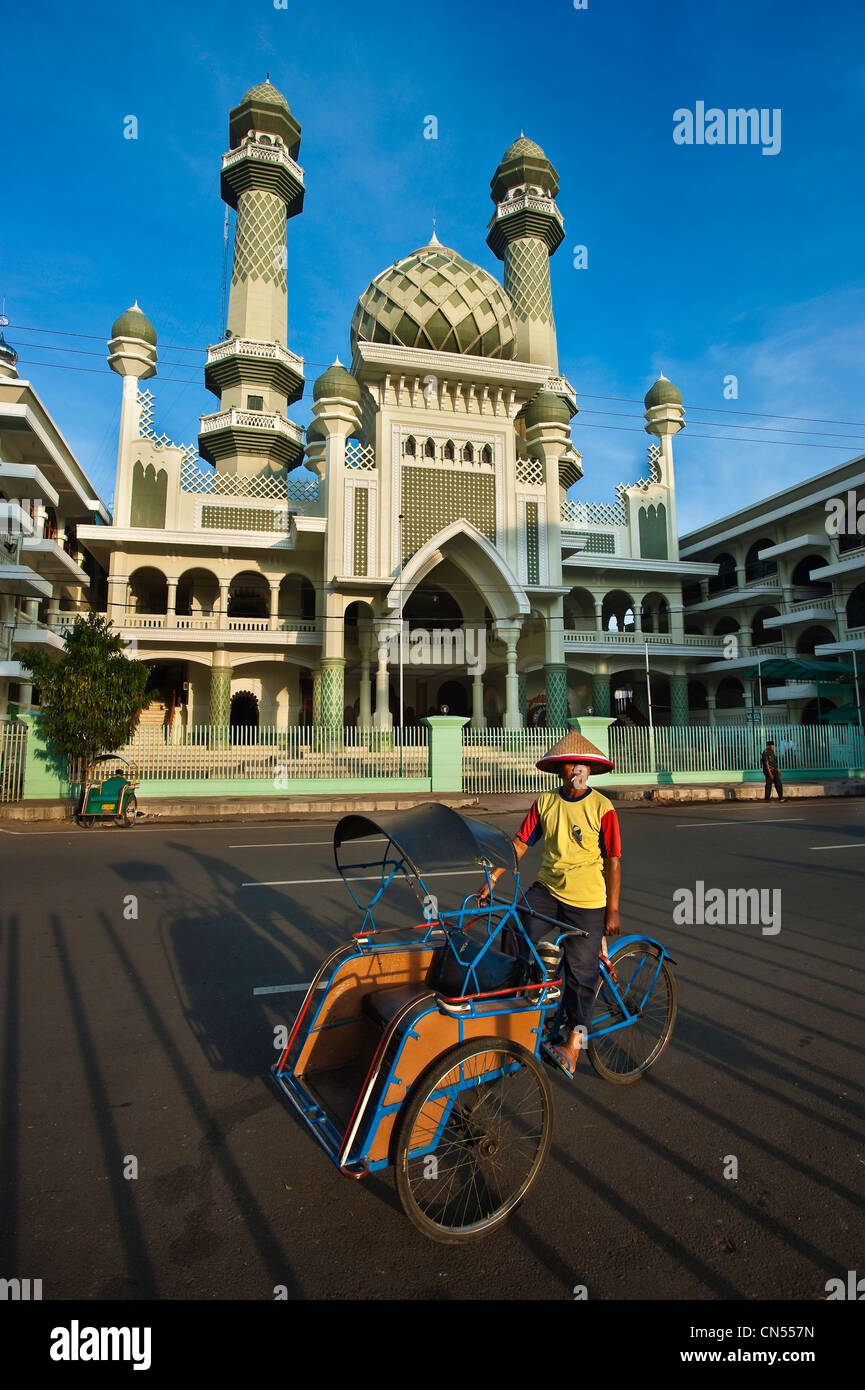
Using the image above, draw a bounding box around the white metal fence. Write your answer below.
[462,728,570,794]
[610,721,865,776]
[0,721,27,802]
[120,724,429,781]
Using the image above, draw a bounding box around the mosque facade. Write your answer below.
[68,80,859,734]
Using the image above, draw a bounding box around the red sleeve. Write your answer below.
[516,801,542,847]
[599,808,621,858]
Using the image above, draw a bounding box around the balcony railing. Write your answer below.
[205,337,304,371]
[199,408,305,445]
[563,630,727,649]
[119,611,320,636]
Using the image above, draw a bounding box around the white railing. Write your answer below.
[846,625,865,640]
[789,596,835,613]
[199,408,305,445]
[179,456,318,502]
[122,611,321,637]
[206,337,304,372]
[463,727,570,794]
[610,721,865,776]
[561,499,627,527]
[0,720,27,802]
[345,440,375,470]
[121,724,428,782]
[222,140,304,183]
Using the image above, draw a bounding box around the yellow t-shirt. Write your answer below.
[516,787,621,909]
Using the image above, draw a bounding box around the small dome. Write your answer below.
[351,240,516,359]
[522,390,571,429]
[501,134,547,162]
[306,420,326,442]
[644,373,682,409]
[313,360,361,403]
[0,330,18,365]
[240,79,292,111]
[110,302,156,346]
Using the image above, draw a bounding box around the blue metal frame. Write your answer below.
[271,832,675,1176]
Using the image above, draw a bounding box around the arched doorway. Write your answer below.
[436,679,469,716]
[230,690,259,739]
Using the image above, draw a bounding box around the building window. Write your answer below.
[424,437,436,458]
[443,439,455,460]
[462,443,474,463]
[481,444,493,465]
[246,394,264,411]
[404,435,416,457]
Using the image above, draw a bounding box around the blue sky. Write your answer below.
[3,0,865,531]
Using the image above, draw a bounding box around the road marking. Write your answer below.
[675,818,804,828]
[242,868,479,888]
[810,843,865,851]
[254,982,326,995]
[229,837,387,849]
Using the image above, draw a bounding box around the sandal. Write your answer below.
[543,1041,580,1078]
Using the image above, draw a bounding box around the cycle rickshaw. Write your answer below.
[77,753,139,827]
[271,803,676,1242]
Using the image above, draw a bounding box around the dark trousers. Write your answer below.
[764,769,784,800]
[517,882,607,1033]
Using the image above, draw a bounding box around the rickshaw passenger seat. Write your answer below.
[362,984,435,1029]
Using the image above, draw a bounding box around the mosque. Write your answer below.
[66,80,861,734]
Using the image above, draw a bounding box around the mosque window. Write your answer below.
[247,394,264,411]
[404,436,416,456]
[424,437,436,458]
[462,443,474,463]
[443,440,455,460]
[480,444,493,465]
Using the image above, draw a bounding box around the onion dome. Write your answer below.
[110,301,157,346]
[229,77,300,156]
[312,358,361,403]
[644,372,682,409]
[521,389,572,429]
[350,237,517,359]
[0,329,18,368]
[490,134,559,203]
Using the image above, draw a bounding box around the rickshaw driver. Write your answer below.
[476,731,621,1078]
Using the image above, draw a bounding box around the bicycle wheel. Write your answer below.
[587,942,676,1084]
[394,1036,552,1243]
[119,792,137,828]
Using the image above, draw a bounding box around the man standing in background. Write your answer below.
[761,739,784,801]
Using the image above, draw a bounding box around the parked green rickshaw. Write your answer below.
[77,753,139,828]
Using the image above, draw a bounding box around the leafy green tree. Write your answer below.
[20,613,150,768]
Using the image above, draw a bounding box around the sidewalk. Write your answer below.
[3,777,864,824]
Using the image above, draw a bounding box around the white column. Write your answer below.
[495,621,523,731]
[219,579,231,628]
[471,671,486,729]
[166,579,177,629]
[269,581,280,630]
[374,640,392,730]
[358,658,372,726]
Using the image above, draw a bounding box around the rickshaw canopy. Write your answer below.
[334,803,517,908]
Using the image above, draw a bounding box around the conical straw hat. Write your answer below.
[536,728,614,774]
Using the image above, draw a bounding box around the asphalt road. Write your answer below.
[1,799,863,1301]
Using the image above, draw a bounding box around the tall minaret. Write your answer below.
[199,79,305,476]
[486,136,564,372]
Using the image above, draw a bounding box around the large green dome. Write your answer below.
[350,236,517,359]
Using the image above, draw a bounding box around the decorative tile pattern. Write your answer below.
[504,237,553,323]
[545,666,569,728]
[526,501,540,584]
[232,189,288,287]
[516,456,545,486]
[210,666,231,727]
[320,663,345,729]
[402,466,495,561]
[353,487,368,576]
[591,674,611,717]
